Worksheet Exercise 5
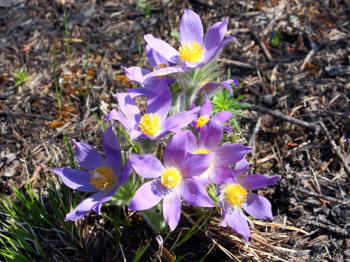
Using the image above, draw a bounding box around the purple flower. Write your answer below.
[142,9,235,81]
[106,88,199,141]
[183,120,251,184]
[219,160,280,242]
[129,132,214,231]
[193,97,233,129]
[51,127,132,221]
[201,79,237,95]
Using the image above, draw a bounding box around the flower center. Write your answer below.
[193,148,210,154]
[160,167,182,189]
[195,116,210,128]
[224,184,248,207]
[90,166,116,190]
[179,41,203,63]
[138,113,161,136]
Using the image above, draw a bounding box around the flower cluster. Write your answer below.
[53,9,279,242]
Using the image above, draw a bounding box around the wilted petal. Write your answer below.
[129,180,164,211]
[123,66,150,83]
[163,191,182,231]
[144,34,179,63]
[215,144,251,166]
[203,18,228,61]
[65,191,108,221]
[239,174,280,191]
[102,126,122,176]
[242,193,273,220]
[73,141,105,171]
[52,168,98,192]
[179,179,214,207]
[222,207,250,242]
[180,9,204,45]
[130,154,164,179]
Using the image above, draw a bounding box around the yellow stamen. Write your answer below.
[179,41,203,63]
[195,115,210,128]
[193,148,210,154]
[138,113,161,136]
[224,184,248,207]
[90,166,116,190]
[160,167,182,189]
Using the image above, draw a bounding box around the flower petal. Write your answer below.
[146,46,169,67]
[180,9,204,45]
[200,79,235,95]
[164,131,188,169]
[204,33,235,64]
[142,66,184,85]
[199,97,212,116]
[182,153,213,178]
[123,66,149,83]
[73,141,105,171]
[130,154,164,179]
[242,193,273,220]
[185,130,198,153]
[215,144,251,166]
[203,18,228,61]
[114,93,141,124]
[105,109,133,132]
[144,34,179,63]
[179,179,214,207]
[212,111,233,125]
[221,207,250,242]
[129,180,164,211]
[163,191,182,231]
[120,159,132,185]
[146,87,171,120]
[163,107,199,133]
[52,168,98,192]
[239,174,280,191]
[65,191,108,221]
[233,158,250,177]
[199,120,223,149]
[102,126,122,176]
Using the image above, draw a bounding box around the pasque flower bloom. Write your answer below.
[129,131,214,230]
[142,9,234,82]
[106,88,199,140]
[219,160,280,242]
[52,127,132,221]
[184,119,251,184]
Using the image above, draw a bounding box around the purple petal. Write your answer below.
[203,18,228,61]
[120,159,132,185]
[146,46,169,67]
[163,191,182,231]
[144,34,179,63]
[220,207,250,242]
[163,107,199,133]
[233,158,250,177]
[182,153,213,178]
[180,9,204,45]
[242,193,273,220]
[129,180,164,211]
[184,130,198,153]
[215,144,251,166]
[52,168,98,192]
[73,141,105,171]
[164,131,188,169]
[212,111,233,125]
[204,34,235,64]
[114,93,141,124]
[179,179,214,207]
[123,66,149,84]
[199,120,223,149]
[65,191,108,221]
[146,87,171,120]
[105,109,133,132]
[239,174,280,191]
[142,66,184,85]
[91,185,118,214]
[200,79,234,95]
[130,154,164,179]
[200,97,212,116]
[102,126,122,176]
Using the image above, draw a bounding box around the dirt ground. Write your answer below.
[1,0,350,261]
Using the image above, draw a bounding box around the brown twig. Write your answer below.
[217,58,256,70]
[295,187,350,205]
[248,105,320,132]
[304,220,348,237]
[0,111,54,121]
[319,121,350,176]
